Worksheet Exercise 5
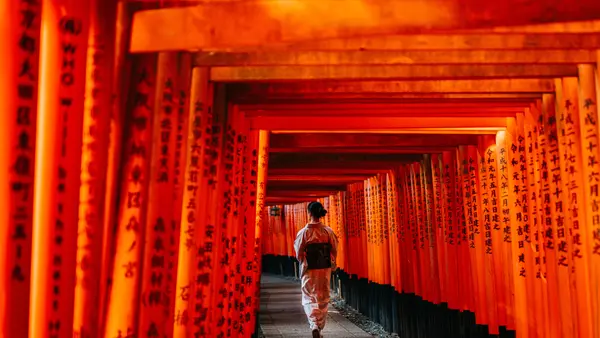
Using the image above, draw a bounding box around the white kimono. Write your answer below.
[294,223,339,331]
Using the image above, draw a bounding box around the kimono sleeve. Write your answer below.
[329,228,339,259]
[328,228,339,270]
[294,228,307,261]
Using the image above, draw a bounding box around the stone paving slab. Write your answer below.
[260,275,374,338]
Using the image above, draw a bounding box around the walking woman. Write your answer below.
[294,201,339,338]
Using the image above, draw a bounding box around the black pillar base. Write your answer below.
[336,269,517,338]
[261,254,298,277]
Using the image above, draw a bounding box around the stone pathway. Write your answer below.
[259,274,374,338]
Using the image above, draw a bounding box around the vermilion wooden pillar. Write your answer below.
[97,2,132,334]
[577,65,600,336]
[138,52,189,338]
[103,54,157,338]
[31,1,90,337]
[72,0,117,336]
[173,66,210,338]
[0,0,41,337]
[558,78,594,338]
[251,129,270,334]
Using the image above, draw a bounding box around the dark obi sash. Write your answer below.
[305,242,332,270]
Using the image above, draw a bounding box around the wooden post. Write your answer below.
[0,0,41,336]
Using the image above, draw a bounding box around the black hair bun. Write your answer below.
[308,201,328,218]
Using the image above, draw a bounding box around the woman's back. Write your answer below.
[292,201,339,337]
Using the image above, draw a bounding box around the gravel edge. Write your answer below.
[262,275,397,338]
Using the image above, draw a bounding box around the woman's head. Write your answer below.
[307,201,327,220]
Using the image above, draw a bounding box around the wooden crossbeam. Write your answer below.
[269,146,455,154]
[243,101,530,109]
[245,109,520,118]
[269,168,383,175]
[270,153,424,162]
[211,64,576,82]
[270,133,478,148]
[129,1,600,52]
[267,182,360,189]
[466,20,600,33]
[266,190,343,197]
[269,175,371,182]
[231,93,544,102]
[196,49,596,66]
[228,79,555,96]
[281,33,600,51]
[238,99,534,110]
[242,101,528,111]
[241,103,526,118]
[265,197,316,205]
[250,116,508,131]
[268,160,413,171]
[268,153,423,171]
[268,183,347,190]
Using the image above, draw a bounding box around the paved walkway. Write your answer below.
[259,274,374,337]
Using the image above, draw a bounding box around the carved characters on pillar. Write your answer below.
[5,0,42,336]
[104,54,156,338]
[35,2,91,337]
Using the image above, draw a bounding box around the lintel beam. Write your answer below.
[265,197,315,205]
[250,116,508,131]
[269,133,478,148]
[269,175,371,182]
[269,168,383,175]
[231,94,543,102]
[266,190,342,198]
[268,184,346,191]
[195,49,597,66]
[267,181,360,189]
[281,33,600,51]
[130,1,600,52]
[269,146,456,154]
[242,107,523,118]
[269,153,423,162]
[210,64,576,82]
[228,79,555,96]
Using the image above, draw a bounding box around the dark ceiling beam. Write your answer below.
[269,174,371,182]
[269,146,457,154]
[250,116,508,132]
[269,133,479,148]
[269,168,385,175]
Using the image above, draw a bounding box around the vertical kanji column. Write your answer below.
[441,152,460,310]
[103,54,157,338]
[537,95,563,338]
[138,52,187,338]
[250,130,270,335]
[484,138,508,329]
[0,0,42,336]
[577,65,600,338]
[31,1,90,337]
[495,131,516,331]
[553,80,579,337]
[173,67,210,338]
[167,52,191,338]
[557,77,594,338]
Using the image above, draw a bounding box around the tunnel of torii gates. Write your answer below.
[6,1,600,338]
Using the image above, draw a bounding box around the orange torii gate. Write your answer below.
[3,0,600,337]
[262,76,600,337]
